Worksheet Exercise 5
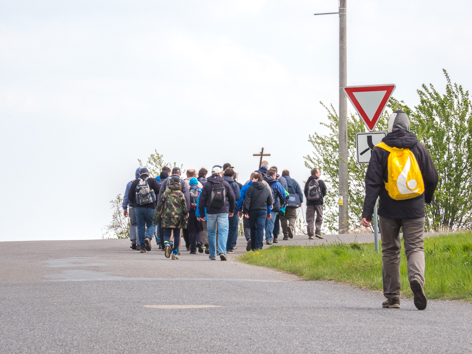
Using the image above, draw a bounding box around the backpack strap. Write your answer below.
[376,142,394,152]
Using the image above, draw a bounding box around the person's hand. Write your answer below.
[123,210,128,217]
[362,218,371,228]
[270,205,273,210]
[244,214,250,219]
[229,213,234,217]
[300,203,303,208]
[187,213,190,217]
[266,214,272,220]
[238,211,243,218]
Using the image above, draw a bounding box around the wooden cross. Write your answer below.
[253,147,271,168]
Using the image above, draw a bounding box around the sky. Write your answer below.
[1,0,471,241]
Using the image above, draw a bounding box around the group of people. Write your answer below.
[122,162,328,261]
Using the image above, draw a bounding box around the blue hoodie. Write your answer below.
[123,167,142,210]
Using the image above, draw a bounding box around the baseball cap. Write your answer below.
[212,165,223,174]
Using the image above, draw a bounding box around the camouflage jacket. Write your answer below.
[153,179,188,229]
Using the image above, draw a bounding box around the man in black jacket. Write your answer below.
[128,168,161,253]
[197,165,235,261]
[304,168,327,240]
[362,110,438,310]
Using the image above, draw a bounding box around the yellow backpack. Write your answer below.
[375,142,425,200]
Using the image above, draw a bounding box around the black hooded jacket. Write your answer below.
[243,181,273,214]
[362,129,438,220]
[304,176,327,206]
[128,174,161,209]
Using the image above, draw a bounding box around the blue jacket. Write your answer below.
[284,175,304,204]
[195,191,207,218]
[123,167,142,210]
[237,181,271,214]
[263,175,286,209]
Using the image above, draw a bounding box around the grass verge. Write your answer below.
[239,233,472,302]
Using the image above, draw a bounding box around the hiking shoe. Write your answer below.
[283,236,288,240]
[219,253,227,261]
[186,246,190,252]
[246,240,252,252]
[145,238,152,251]
[140,247,146,253]
[266,241,272,245]
[158,244,163,250]
[205,244,210,254]
[177,251,181,256]
[227,250,234,254]
[209,256,216,260]
[164,243,172,258]
[190,251,197,254]
[289,233,293,239]
[382,297,400,309]
[197,243,204,253]
[410,277,427,310]
[315,234,324,239]
[130,242,137,250]
[273,238,278,244]
[308,236,314,240]
[172,254,179,260]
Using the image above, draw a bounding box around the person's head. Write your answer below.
[189,177,199,187]
[311,168,321,178]
[172,167,181,176]
[249,172,255,180]
[198,167,208,178]
[162,166,171,174]
[233,171,238,180]
[388,109,410,133]
[224,168,234,177]
[267,169,276,178]
[211,165,223,176]
[223,163,234,171]
[159,171,168,180]
[252,172,262,182]
[270,166,278,173]
[186,169,196,178]
[139,168,149,176]
[261,160,269,168]
[282,169,290,177]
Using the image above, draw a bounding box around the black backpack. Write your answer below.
[136,177,156,205]
[307,179,321,201]
[209,182,226,209]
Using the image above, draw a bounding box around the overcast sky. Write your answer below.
[1,0,471,241]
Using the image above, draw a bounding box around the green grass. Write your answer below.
[239,233,472,302]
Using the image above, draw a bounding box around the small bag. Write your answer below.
[209,182,226,208]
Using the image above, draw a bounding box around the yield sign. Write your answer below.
[344,84,396,131]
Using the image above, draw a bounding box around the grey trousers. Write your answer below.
[306,205,323,236]
[129,207,137,241]
[379,216,425,298]
[281,207,297,238]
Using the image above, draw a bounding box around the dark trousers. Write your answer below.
[272,213,280,239]
[243,216,251,241]
[164,228,181,255]
[227,212,240,251]
[188,210,203,252]
[249,210,266,250]
[182,228,189,249]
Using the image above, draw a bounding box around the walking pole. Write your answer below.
[373,199,379,253]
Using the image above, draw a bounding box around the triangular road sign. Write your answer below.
[344,84,396,131]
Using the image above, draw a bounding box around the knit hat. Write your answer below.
[160,171,168,180]
[140,168,149,175]
[189,177,199,186]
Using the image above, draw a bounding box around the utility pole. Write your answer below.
[338,0,348,233]
[314,0,349,234]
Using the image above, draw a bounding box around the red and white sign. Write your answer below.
[344,84,396,131]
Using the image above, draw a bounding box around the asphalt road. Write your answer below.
[0,234,471,353]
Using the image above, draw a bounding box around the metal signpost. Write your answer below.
[344,84,395,252]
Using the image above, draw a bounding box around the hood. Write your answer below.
[307,175,318,183]
[208,175,224,184]
[198,176,207,182]
[252,181,264,190]
[168,178,181,191]
[388,110,410,133]
[135,167,142,179]
[259,166,268,175]
[263,175,276,185]
[382,129,418,149]
[223,176,235,183]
